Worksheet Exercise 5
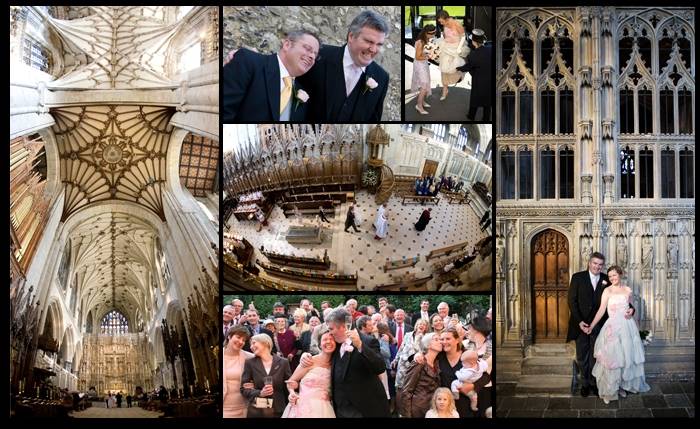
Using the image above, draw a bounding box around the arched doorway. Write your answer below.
[531,229,569,342]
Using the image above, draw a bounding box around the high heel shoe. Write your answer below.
[440,94,447,101]
[415,105,428,115]
[423,102,431,108]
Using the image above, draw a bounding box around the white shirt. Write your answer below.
[421,311,430,321]
[343,46,367,96]
[277,55,293,120]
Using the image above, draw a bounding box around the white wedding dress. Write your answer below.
[282,366,335,418]
[591,293,650,402]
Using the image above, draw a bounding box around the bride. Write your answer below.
[586,265,650,403]
[281,331,336,418]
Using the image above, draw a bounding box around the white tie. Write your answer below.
[345,64,360,96]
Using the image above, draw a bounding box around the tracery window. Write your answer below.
[518,148,532,199]
[540,146,556,199]
[661,147,675,198]
[101,310,129,335]
[679,147,694,198]
[620,146,635,199]
[500,147,515,199]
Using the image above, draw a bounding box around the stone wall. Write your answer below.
[223,6,402,121]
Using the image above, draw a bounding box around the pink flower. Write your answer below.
[363,77,379,95]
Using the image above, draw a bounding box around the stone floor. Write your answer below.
[70,402,163,418]
[227,189,487,289]
[496,381,695,418]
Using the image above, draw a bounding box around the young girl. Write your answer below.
[411,24,436,115]
[425,387,460,418]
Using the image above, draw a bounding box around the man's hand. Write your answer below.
[579,321,589,333]
[624,307,634,319]
[414,351,425,364]
[347,329,362,351]
[300,352,313,368]
[287,353,295,361]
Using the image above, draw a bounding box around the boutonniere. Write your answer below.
[294,89,309,111]
[342,339,354,353]
[601,280,608,286]
[363,76,378,95]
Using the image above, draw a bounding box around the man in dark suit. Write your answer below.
[223,30,320,122]
[456,29,492,121]
[324,308,389,417]
[297,10,390,121]
[388,309,413,351]
[567,252,634,397]
[411,299,432,326]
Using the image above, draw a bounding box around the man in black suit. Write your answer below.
[318,308,389,417]
[297,10,390,121]
[410,299,431,326]
[456,29,492,121]
[223,30,320,122]
[567,252,634,397]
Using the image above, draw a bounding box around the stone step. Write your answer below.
[521,356,572,376]
[526,343,575,357]
[515,375,572,395]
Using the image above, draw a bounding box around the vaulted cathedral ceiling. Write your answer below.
[69,212,157,327]
[44,6,184,89]
[52,105,174,221]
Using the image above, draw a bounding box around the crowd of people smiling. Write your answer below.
[223,297,492,418]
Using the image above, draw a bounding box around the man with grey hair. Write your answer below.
[309,307,334,355]
[297,9,391,121]
[301,307,389,417]
[224,29,320,121]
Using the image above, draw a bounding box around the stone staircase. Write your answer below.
[514,343,576,396]
[644,341,695,381]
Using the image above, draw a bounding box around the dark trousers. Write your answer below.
[319,212,330,223]
[344,220,359,232]
[467,105,492,121]
[575,325,601,388]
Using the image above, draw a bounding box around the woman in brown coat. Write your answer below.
[397,332,443,417]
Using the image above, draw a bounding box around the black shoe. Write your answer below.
[581,386,590,397]
[591,386,599,397]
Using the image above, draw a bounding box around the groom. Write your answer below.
[567,252,634,397]
[296,10,390,121]
[322,308,389,417]
[223,30,320,122]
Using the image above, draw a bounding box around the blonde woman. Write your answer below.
[393,318,430,390]
[290,308,310,371]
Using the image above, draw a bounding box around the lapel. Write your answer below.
[264,53,281,121]
[325,45,348,114]
[290,81,307,121]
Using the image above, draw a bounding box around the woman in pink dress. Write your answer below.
[223,325,254,418]
[281,331,336,418]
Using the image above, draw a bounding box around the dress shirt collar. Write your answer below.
[343,46,367,73]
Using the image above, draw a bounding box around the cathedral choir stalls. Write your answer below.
[224,123,493,292]
[9,6,220,418]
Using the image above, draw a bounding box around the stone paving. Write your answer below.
[70,402,163,418]
[496,381,695,418]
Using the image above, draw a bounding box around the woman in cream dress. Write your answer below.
[223,325,254,417]
[436,11,468,100]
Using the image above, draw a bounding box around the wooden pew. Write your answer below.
[375,274,433,291]
[426,241,469,261]
[257,260,357,287]
[263,249,331,270]
[400,194,440,205]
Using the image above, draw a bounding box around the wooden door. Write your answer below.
[422,160,438,177]
[531,229,569,342]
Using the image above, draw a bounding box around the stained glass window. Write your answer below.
[100,310,129,335]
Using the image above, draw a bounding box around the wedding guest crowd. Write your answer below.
[223,297,492,418]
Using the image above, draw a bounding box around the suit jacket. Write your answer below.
[331,333,389,417]
[457,43,493,109]
[297,44,389,122]
[411,311,431,327]
[388,320,414,339]
[223,48,308,122]
[240,355,291,415]
[566,271,610,341]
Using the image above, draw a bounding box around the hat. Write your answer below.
[469,28,485,43]
[262,319,274,327]
[470,315,492,337]
[273,302,285,308]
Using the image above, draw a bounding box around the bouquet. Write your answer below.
[639,330,653,346]
[424,39,441,61]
